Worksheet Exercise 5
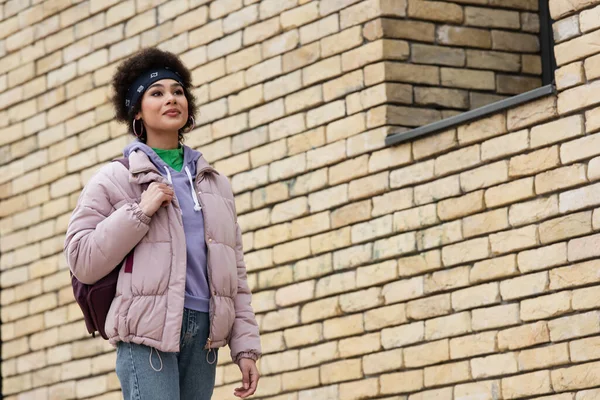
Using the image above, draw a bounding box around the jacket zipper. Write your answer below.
[195,178,216,351]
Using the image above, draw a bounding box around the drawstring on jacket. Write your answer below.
[149,347,163,372]
[184,166,202,211]
[206,348,217,364]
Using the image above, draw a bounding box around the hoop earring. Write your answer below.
[132,119,144,138]
[183,116,195,133]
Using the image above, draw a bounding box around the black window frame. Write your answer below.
[385,0,556,147]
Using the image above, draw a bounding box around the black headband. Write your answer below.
[125,67,183,113]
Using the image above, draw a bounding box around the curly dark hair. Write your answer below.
[111,48,197,143]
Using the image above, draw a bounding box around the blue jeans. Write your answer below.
[116,309,218,400]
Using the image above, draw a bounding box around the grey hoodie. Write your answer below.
[123,140,210,313]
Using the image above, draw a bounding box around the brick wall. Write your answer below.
[0,0,597,399]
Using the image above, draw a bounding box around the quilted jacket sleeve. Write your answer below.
[229,221,262,364]
[64,165,151,285]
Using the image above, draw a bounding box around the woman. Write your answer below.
[64,48,261,399]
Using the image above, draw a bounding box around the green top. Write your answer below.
[152,146,184,172]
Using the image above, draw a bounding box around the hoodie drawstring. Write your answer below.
[149,347,163,372]
[163,166,173,185]
[163,166,183,215]
[185,166,202,212]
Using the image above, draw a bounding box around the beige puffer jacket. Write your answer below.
[64,149,261,363]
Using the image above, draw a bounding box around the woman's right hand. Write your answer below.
[139,182,174,217]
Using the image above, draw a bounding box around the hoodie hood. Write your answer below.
[123,139,202,175]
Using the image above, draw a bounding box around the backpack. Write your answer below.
[70,157,134,340]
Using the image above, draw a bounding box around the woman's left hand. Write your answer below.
[234,358,260,398]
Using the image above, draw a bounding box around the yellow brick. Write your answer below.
[509,146,560,178]
[323,314,363,339]
[281,368,320,392]
[299,14,339,45]
[570,336,600,362]
[578,388,600,400]
[249,99,285,128]
[347,172,387,201]
[548,311,600,342]
[452,282,500,311]
[442,237,490,267]
[450,331,496,359]
[408,0,463,21]
[405,294,450,321]
[540,211,591,245]
[329,201,370,230]
[507,96,557,131]
[485,177,534,208]
[463,208,508,238]
[275,280,315,307]
[316,270,356,299]
[377,268,420,300]
[519,343,570,371]
[229,85,264,115]
[573,286,600,310]
[551,259,600,292]
[460,161,508,193]
[339,378,379,400]
[414,175,460,205]
[552,361,600,392]
[472,352,518,379]
[363,303,406,332]
[320,359,362,384]
[261,350,299,375]
[472,303,520,331]
[425,360,470,387]
[509,195,560,227]
[301,296,340,324]
[283,323,322,348]
[246,57,283,86]
[503,371,554,400]
[500,272,548,301]
[380,370,423,395]
[423,261,467,291]
[223,4,257,34]
[281,2,319,30]
[299,342,338,368]
[343,39,409,72]
[261,306,299,332]
[425,312,471,340]
[556,61,584,91]
[455,380,502,400]
[471,254,518,284]
[490,225,538,255]
[283,42,320,73]
[288,127,326,156]
[340,288,383,313]
[405,339,449,368]
[521,291,571,321]
[298,385,339,400]
[498,321,549,351]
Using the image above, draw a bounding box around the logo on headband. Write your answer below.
[137,85,144,93]
[150,72,158,78]
[125,99,130,107]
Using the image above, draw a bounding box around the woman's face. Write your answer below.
[136,78,189,135]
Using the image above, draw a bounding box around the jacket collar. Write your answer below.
[195,156,219,180]
[127,148,219,185]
